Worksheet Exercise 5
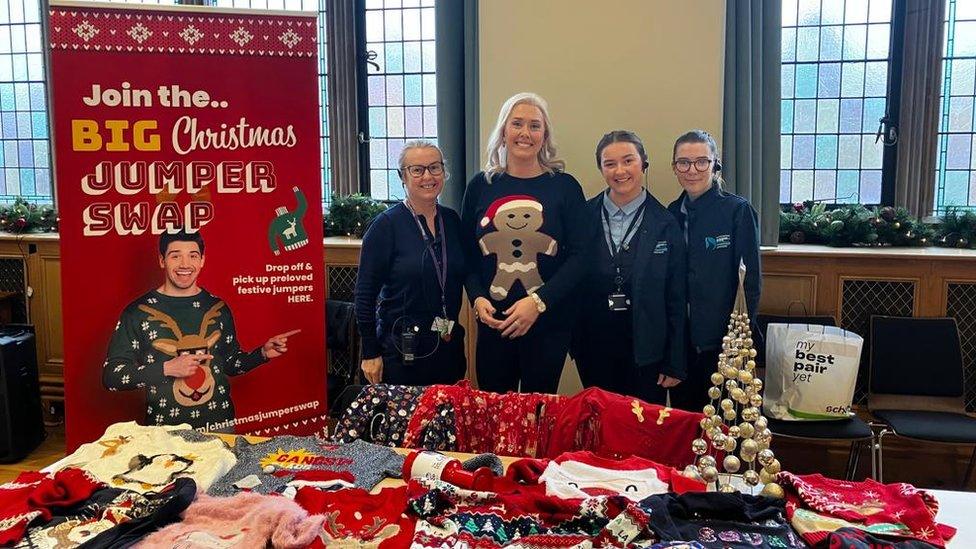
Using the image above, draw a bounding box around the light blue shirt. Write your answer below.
[601,190,647,252]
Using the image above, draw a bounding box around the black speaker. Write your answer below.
[0,325,44,463]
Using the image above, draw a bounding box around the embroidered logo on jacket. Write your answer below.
[704,234,731,250]
[653,240,668,254]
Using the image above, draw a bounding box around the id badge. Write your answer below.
[607,293,631,312]
[430,317,455,341]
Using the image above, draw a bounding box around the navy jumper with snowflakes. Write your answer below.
[103,289,266,429]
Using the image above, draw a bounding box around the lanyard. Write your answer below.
[601,190,648,291]
[602,190,648,258]
[404,200,448,318]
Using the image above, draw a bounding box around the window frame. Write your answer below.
[9,0,422,207]
[779,0,906,208]
[934,0,976,214]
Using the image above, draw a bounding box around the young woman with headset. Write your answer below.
[355,140,467,386]
[666,130,761,411]
[570,130,687,405]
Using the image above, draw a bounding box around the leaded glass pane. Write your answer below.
[936,0,976,212]
[781,0,892,203]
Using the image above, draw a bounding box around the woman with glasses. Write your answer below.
[570,130,687,405]
[355,140,467,386]
[460,92,587,394]
[666,130,761,410]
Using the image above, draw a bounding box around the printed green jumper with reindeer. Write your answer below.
[103,290,266,430]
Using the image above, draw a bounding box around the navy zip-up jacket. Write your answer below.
[579,192,688,379]
[354,203,466,359]
[667,183,761,351]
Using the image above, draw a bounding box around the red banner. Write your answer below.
[49,2,327,450]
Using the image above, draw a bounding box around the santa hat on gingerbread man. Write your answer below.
[480,195,544,228]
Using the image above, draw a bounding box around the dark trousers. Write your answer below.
[576,353,668,405]
[380,331,466,386]
[573,310,668,405]
[475,321,569,394]
[668,345,720,412]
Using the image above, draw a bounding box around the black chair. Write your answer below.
[869,316,976,487]
[328,383,367,419]
[757,313,876,480]
[326,299,360,414]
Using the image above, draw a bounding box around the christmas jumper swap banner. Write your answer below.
[49,1,327,450]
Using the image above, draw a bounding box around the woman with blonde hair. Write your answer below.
[460,92,587,393]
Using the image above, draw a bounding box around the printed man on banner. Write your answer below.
[102,229,300,431]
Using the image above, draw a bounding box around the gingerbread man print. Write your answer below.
[478,195,557,300]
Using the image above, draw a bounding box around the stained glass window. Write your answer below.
[4,0,432,206]
[209,0,329,205]
[363,0,437,202]
[0,0,328,206]
[781,0,892,205]
[0,0,52,203]
[935,0,976,213]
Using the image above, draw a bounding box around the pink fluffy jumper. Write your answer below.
[136,492,325,549]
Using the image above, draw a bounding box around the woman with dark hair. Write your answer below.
[571,130,687,405]
[666,130,761,410]
[460,92,587,394]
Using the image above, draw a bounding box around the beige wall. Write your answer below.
[478,0,726,393]
[478,0,726,204]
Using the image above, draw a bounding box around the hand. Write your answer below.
[262,329,301,359]
[473,297,502,329]
[163,354,211,378]
[658,374,682,388]
[361,357,383,384]
[498,297,540,339]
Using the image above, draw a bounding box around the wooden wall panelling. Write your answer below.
[460,291,477,386]
[0,236,64,423]
[28,241,63,379]
[759,253,839,316]
[757,272,818,316]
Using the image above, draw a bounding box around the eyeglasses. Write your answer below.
[672,158,714,173]
[402,162,445,177]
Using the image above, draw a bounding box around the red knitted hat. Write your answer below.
[480,195,543,228]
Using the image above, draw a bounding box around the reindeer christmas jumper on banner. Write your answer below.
[49,1,326,449]
[103,287,266,430]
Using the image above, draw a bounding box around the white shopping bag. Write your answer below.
[763,323,863,421]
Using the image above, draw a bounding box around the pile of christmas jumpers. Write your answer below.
[0,384,959,548]
[333,382,705,468]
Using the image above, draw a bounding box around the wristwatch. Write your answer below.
[529,292,547,313]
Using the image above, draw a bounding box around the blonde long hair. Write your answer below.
[484,92,565,182]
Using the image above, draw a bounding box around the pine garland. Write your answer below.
[779,202,933,247]
[324,194,388,237]
[934,209,976,249]
[0,198,58,233]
